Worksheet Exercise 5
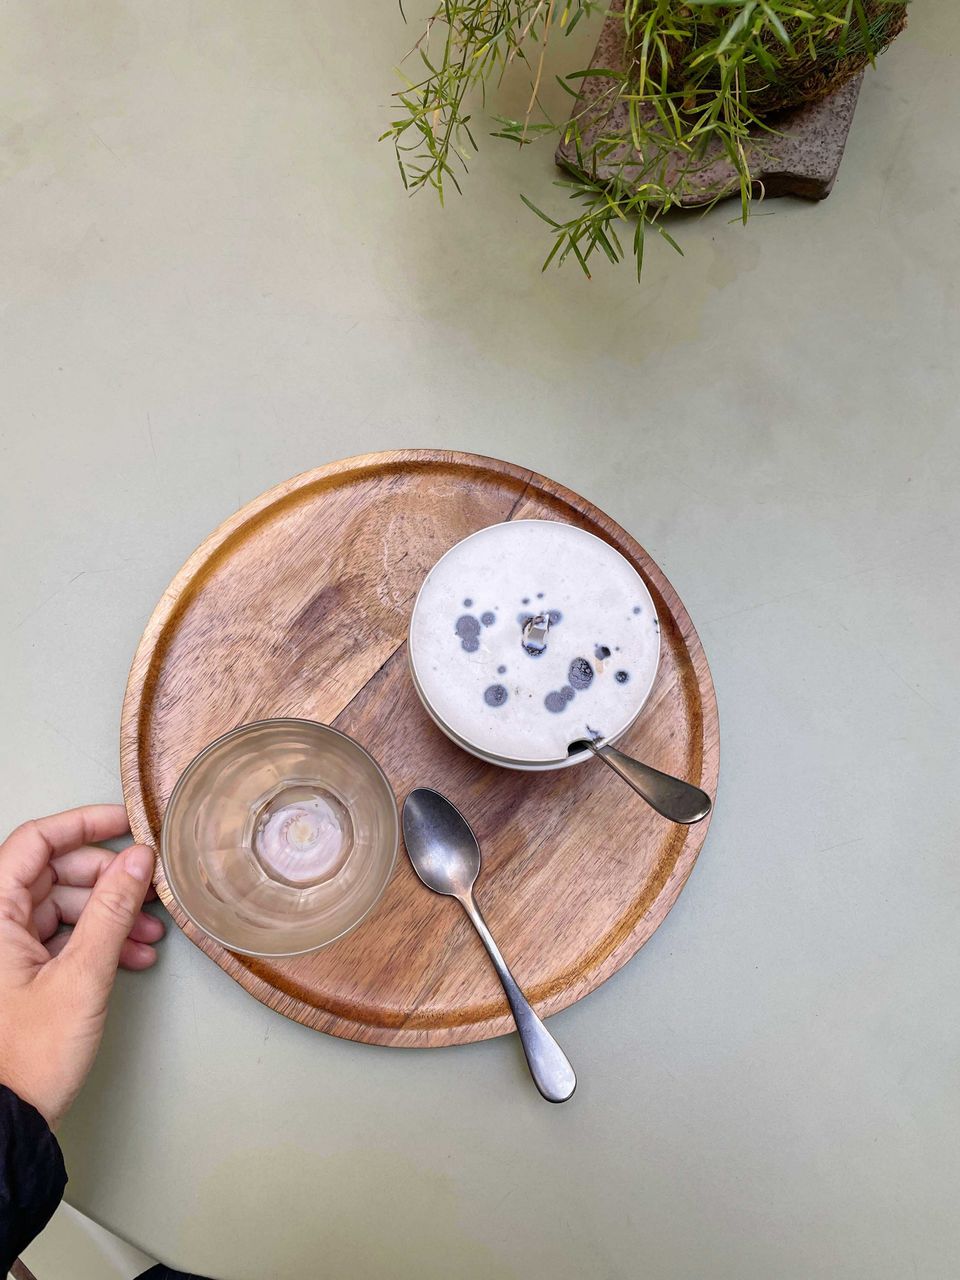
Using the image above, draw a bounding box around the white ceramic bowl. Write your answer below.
[408,520,660,770]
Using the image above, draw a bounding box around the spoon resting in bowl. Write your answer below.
[568,739,712,825]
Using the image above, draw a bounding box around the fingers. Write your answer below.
[27,865,56,906]
[34,884,165,945]
[51,845,113,887]
[46,930,158,971]
[60,845,155,987]
[32,897,58,942]
[0,805,129,892]
[118,938,158,970]
[127,910,165,944]
[0,884,40,935]
[50,846,158,900]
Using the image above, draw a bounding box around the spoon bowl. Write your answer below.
[402,788,480,898]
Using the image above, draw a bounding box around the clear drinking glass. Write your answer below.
[161,719,398,956]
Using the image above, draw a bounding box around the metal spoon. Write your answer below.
[568,739,712,825]
[402,788,576,1104]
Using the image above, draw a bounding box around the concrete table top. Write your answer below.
[1,3,957,1278]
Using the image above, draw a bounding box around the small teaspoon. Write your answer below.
[402,788,576,1104]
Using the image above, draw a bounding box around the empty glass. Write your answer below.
[161,719,399,956]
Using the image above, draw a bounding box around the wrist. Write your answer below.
[0,1071,58,1130]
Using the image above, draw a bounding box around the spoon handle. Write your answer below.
[589,741,712,824]
[460,893,576,1104]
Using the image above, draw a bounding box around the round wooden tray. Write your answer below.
[121,451,719,1046]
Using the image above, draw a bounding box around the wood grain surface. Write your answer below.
[120,451,719,1046]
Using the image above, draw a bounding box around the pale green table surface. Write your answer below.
[1,3,958,1278]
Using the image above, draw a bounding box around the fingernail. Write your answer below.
[125,846,154,883]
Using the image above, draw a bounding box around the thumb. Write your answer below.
[65,844,155,987]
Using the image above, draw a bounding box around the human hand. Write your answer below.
[0,804,165,1129]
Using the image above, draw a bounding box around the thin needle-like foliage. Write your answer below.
[382,0,907,279]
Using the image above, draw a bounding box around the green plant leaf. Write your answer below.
[384,0,903,281]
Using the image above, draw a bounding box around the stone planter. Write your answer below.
[556,3,907,206]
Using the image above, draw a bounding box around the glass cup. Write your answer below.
[161,719,398,956]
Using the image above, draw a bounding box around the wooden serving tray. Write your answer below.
[121,451,719,1046]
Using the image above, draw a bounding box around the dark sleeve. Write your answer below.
[0,1084,67,1273]
[136,1268,218,1279]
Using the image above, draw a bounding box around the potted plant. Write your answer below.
[383,0,908,279]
